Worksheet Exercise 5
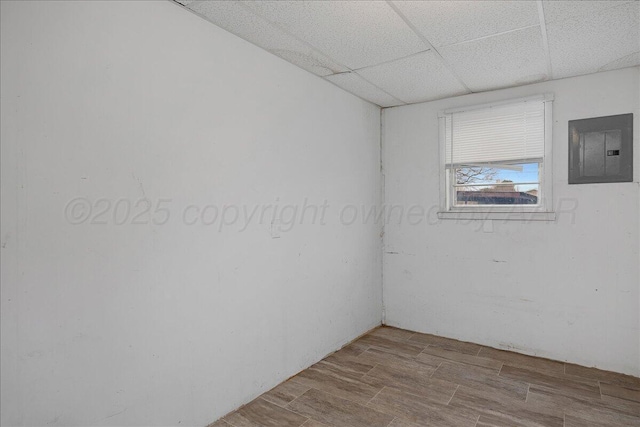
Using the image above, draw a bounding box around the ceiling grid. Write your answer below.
[175,0,640,107]
[536,0,554,79]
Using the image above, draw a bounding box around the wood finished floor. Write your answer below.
[209,327,640,427]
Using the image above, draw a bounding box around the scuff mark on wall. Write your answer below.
[104,408,127,419]
[45,415,61,425]
[131,173,146,197]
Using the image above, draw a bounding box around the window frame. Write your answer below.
[437,94,555,221]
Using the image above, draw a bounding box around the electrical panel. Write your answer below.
[568,113,633,184]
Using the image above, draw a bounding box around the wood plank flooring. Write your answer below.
[209,327,640,427]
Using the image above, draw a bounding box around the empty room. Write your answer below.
[1,0,639,426]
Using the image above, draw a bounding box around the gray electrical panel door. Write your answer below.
[568,114,633,184]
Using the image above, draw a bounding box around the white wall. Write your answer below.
[0,1,382,426]
[382,67,640,376]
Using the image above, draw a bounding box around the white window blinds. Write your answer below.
[445,100,545,166]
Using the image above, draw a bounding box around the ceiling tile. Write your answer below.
[542,0,635,24]
[241,1,426,70]
[356,51,469,104]
[439,26,548,92]
[188,1,348,76]
[599,52,640,72]
[324,72,404,107]
[392,0,539,48]
[546,1,640,78]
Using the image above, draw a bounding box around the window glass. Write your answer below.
[453,162,540,206]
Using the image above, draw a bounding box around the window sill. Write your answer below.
[437,211,556,221]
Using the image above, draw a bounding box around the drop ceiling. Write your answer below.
[175,0,640,108]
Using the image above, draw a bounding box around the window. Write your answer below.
[438,95,555,220]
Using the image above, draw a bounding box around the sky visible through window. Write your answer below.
[497,163,539,192]
[460,162,539,192]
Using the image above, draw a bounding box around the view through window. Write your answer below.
[454,162,540,205]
